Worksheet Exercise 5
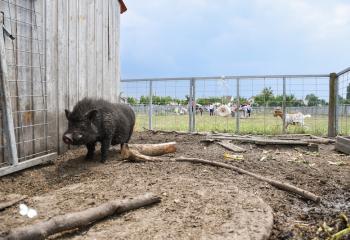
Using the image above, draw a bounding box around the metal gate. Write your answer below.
[0,0,56,177]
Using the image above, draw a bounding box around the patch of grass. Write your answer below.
[134,112,332,136]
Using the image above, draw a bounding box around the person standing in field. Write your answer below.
[247,104,252,117]
[209,104,214,116]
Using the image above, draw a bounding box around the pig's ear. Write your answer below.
[65,109,71,119]
[85,109,98,121]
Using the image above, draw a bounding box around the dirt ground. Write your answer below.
[0,131,349,240]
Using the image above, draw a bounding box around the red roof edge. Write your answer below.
[119,0,127,14]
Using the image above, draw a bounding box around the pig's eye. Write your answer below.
[77,134,83,139]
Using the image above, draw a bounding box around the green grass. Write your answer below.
[134,112,338,136]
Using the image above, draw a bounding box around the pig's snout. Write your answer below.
[63,133,73,144]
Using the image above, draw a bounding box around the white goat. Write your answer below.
[273,109,311,128]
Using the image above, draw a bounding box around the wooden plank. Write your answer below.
[78,0,88,99]
[0,153,57,177]
[57,0,68,153]
[210,136,309,146]
[217,141,247,153]
[45,0,59,152]
[32,0,45,155]
[102,0,110,100]
[95,0,103,98]
[0,14,19,165]
[87,0,96,98]
[68,0,78,108]
[109,0,117,102]
[335,136,350,154]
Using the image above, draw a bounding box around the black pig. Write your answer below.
[62,98,135,162]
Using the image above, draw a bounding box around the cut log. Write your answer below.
[217,141,246,153]
[129,142,176,156]
[4,193,161,240]
[176,157,320,202]
[0,194,27,211]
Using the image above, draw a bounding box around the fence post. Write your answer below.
[148,80,153,130]
[236,78,240,134]
[328,73,338,137]
[282,77,287,133]
[188,79,195,132]
[0,15,18,165]
[192,78,196,132]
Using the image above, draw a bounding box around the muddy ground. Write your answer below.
[0,132,349,239]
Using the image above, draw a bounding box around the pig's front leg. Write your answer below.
[85,142,96,160]
[100,137,112,163]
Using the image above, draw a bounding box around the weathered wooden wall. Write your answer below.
[46,0,121,153]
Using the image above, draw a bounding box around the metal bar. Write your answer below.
[7,64,45,68]
[188,79,193,132]
[14,122,48,130]
[0,153,57,177]
[13,109,47,113]
[5,48,44,55]
[148,80,153,130]
[121,74,330,82]
[236,78,240,134]
[8,80,47,83]
[0,0,42,15]
[17,150,54,160]
[4,17,42,28]
[337,67,350,76]
[16,136,52,145]
[0,15,18,165]
[11,34,43,41]
[10,95,47,98]
[282,77,286,133]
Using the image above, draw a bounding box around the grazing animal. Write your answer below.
[63,98,135,162]
[273,109,311,128]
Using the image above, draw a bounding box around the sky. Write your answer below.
[120,0,350,100]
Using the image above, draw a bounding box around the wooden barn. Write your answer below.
[0,0,127,176]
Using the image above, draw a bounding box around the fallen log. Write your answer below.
[217,141,246,153]
[4,193,161,240]
[129,142,176,156]
[0,194,27,211]
[176,157,320,202]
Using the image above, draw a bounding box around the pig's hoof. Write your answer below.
[100,158,107,163]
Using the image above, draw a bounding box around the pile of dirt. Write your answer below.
[0,131,349,239]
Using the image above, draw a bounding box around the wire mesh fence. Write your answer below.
[337,67,350,135]
[0,0,52,168]
[121,74,331,135]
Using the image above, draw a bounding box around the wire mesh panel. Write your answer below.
[122,74,331,135]
[338,68,350,135]
[0,0,51,166]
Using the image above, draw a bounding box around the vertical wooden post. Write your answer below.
[236,78,240,134]
[192,78,196,132]
[282,77,286,133]
[148,80,153,130]
[328,72,338,137]
[0,16,18,165]
[188,79,194,132]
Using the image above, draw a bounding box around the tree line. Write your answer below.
[127,86,350,107]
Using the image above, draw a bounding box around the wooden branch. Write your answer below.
[129,142,176,156]
[4,193,161,240]
[216,141,246,153]
[176,157,320,202]
[0,194,27,211]
[210,136,309,146]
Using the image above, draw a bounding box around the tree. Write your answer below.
[305,94,327,106]
[347,83,350,100]
[127,97,137,105]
